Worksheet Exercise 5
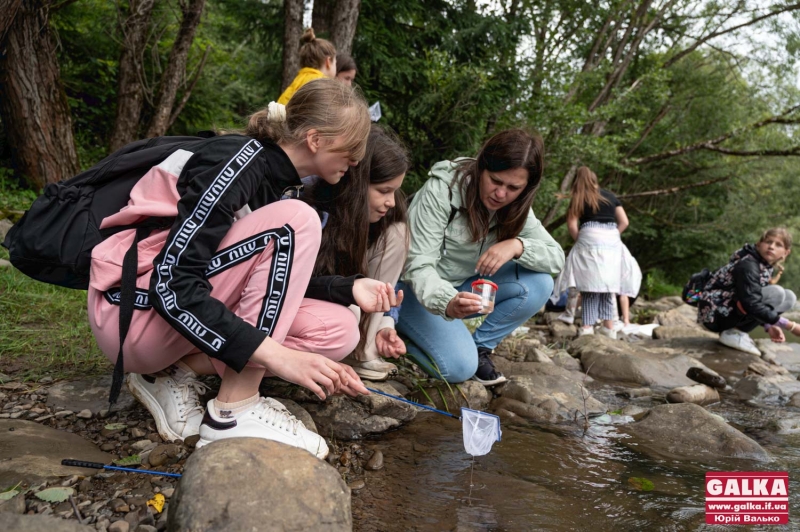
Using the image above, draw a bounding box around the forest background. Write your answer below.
[2,0,800,297]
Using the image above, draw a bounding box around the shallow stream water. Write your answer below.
[353,342,800,531]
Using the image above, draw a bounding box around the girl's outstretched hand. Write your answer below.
[336,364,370,397]
[353,279,404,313]
[768,326,785,343]
[376,328,406,358]
[252,338,351,400]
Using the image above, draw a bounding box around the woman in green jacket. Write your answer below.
[397,129,564,385]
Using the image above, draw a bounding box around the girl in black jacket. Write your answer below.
[698,228,799,355]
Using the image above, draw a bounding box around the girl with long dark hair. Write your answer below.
[397,129,564,385]
[304,124,410,381]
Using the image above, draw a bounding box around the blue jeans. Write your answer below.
[396,262,554,383]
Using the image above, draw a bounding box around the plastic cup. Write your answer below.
[471,279,498,315]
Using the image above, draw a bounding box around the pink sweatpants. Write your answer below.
[88,201,359,376]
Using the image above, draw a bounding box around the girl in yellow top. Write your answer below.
[278,28,337,105]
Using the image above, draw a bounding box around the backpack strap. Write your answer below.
[109,218,173,406]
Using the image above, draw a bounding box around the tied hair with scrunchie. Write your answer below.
[267,101,286,123]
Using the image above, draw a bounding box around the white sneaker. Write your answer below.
[127,371,207,442]
[612,320,625,332]
[578,326,595,336]
[343,358,397,381]
[719,329,761,356]
[597,326,618,340]
[556,312,575,325]
[196,397,329,459]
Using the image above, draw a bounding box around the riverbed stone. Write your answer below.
[655,304,700,328]
[571,335,708,389]
[768,416,800,434]
[491,369,605,423]
[0,512,94,531]
[757,341,800,373]
[168,438,350,532]
[304,381,416,440]
[734,374,800,403]
[0,420,112,486]
[46,376,136,414]
[493,356,590,384]
[652,326,717,340]
[621,403,770,462]
[551,350,581,371]
[666,384,720,406]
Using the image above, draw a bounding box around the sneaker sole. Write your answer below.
[473,375,508,386]
[352,367,390,381]
[127,374,183,442]
[195,433,329,460]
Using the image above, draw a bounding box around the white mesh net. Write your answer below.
[461,408,502,456]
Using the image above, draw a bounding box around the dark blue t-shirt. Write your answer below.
[579,189,620,226]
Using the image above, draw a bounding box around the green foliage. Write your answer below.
[644,270,682,300]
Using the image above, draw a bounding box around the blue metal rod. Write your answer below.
[366,387,460,419]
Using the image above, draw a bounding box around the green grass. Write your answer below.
[0,246,107,382]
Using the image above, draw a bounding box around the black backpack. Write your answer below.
[682,268,711,307]
[2,135,206,404]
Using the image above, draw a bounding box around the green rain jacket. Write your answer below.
[401,159,565,320]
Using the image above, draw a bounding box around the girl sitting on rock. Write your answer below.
[278,29,337,105]
[697,227,799,355]
[303,124,410,382]
[88,80,397,459]
[397,129,564,385]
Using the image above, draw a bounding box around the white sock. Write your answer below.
[213,393,260,419]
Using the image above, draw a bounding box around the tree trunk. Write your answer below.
[109,0,156,152]
[282,0,303,91]
[330,0,360,56]
[0,0,79,189]
[145,0,205,138]
[311,0,332,38]
[0,0,22,42]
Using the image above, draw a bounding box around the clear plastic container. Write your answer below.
[471,279,498,315]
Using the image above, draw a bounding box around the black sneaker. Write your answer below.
[473,348,507,386]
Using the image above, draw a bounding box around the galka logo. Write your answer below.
[705,472,789,525]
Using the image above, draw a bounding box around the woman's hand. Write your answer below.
[476,239,522,276]
[376,328,406,358]
[768,326,786,343]
[252,339,356,400]
[353,279,404,313]
[445,292,483,319]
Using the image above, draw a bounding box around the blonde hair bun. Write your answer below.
[301,28,316,44]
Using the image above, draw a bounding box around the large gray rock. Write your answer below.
[632,296,683,314]
[570,335,708,389]
[305,381,416,441]
[653,326,717,340]
[666,384,720,406]
[0,420,112,486]
[621,403,770,462]
[491,367,605,424]
[0,513,94,531]
[46,376,136,414]
[734,374,800,403]
[493,356,591,384]
[168,438,351,532]
[757,341,800,372]
[544,313,578,340]
[655,304,700,328]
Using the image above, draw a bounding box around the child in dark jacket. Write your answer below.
[697,227,798,355]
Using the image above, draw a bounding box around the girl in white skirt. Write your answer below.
[553,167,641,339]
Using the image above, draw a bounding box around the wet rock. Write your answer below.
[46,376,136,414]
[0,420,112,486]
[620,405,649,417]
[789,393,800,408]
[620,403,770,462]
[136,526,157,532]
[305,381,416,441]
[734,374,800,403]
[272,398,318,434]
[491,370,605,424]
[768,416,800,435]
[666,384,720,406]
[347,479,365,491]
[130,428,147,439]
[169,438,350,531]
[76,409,92,419]
[653,326,717,340]
[0,512,94,531]
[617,387,652,399]
[131,440,157,453]
[148,444,180,467]
[571,335,708,389]
[655,304,700,328]
[686,367,726,389]
[365,450,384,471]
[493,356,590,384]
[757,341,800,372]
[551,351,581,371]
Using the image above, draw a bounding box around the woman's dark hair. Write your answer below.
[454,128,545,242]
[304,124,409,356]
[336,53,357,74]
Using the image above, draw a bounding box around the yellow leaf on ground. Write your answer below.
[147,493,165,513]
